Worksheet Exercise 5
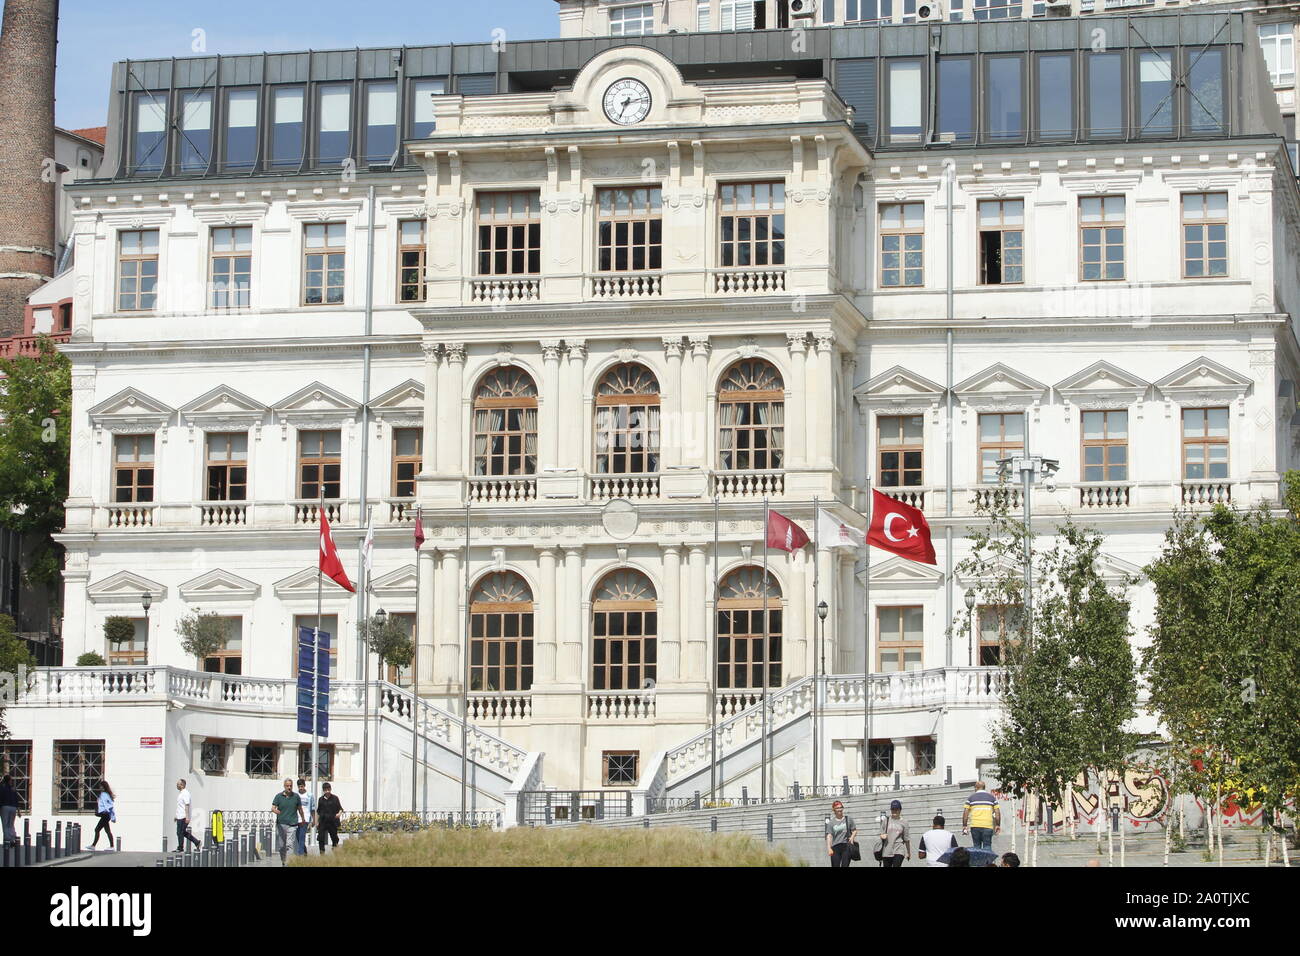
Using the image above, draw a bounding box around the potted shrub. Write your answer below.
[102,616,135,664]
[176,610,229,670]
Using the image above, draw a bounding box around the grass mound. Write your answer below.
[291,825,796,867]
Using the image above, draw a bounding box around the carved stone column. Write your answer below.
[416,545,437,689]
[686,335,711,469]
[442,343,466,477]
[813,332,836,470]
[419,343,441,476]
[684,543,707,683]
[540,340,562,470]
[659,545,682,682]
[661,337,684,468]
[535,546,558,682]
[558,547,584,682]
[786,331,809,468]
[434,547,461,694]
[560,342,587,471]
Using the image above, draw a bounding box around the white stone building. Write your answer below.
[4,10,1298,846]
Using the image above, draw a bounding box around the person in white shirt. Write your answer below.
[294,779,316,856]
[174,779,202,852]
[917,814,959,867]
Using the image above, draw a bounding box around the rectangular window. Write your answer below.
[246,743,277,778]
[1036,53,1073,139]
[846,0,893,21]
[210,225,252,308]
[1182,407,1229,481]
[476,191,541,276]
[1260,23,1295,88]
[55,741,104,812]
[364,82,397,164]
[293,614,340,675]
[596,187,663,273]
[1082,410,1128,482]
[936,58,974,143]
[398,219,426,302]
[392,428,423,497]
[602,751,639,786]
[1079,196,1125,281]
[1087,52,1124,138]
[117,229,159,311]
[113,435,155,504]
[720,0,755,30]
[1182,192,1228,278]
[1188,48,1225,134]
[0,741,31,810]
[303,222,346,305]
[877,606,923,673]
[201,739,227,775]
[974,0,1022,19]
[132,94,167,174]
[202,617,243,675]
[107,617,148,665]
[879,202,924,288]
[178,91,213,172]
[697,1,711,30]
[298,429,342,499]
[224,89,258,170]
[877,415,923,487]
[298,744,334,780]
[410,79,445,139]
[609,3,655,35]
[271,87,305,168]
[888,60,923,143]
[1137,51,1174,136]
[718,182,786,268]
[206,432,248,501]
[985,56,1024,141]
[317,84,351,166]
[914,737,937,773]
[978,412,1024,483]
[868,740,894,775]
[977,605,1023,664]
[977,199,1024,285]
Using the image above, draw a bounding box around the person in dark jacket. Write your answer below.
[0,775,19,846]
[315,782,344,853]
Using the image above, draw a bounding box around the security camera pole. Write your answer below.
[995,449,1059,638]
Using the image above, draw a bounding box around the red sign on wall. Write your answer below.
[139,737,162,749]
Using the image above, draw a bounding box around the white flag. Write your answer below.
[361,515,374,583]
[817,509,866,549]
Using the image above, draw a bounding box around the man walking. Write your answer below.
[0,775,19,846]
[173,779,202,853]
[271,779,304,865]
[962,781,1001,851]
[316,782,343,854]
[294,778,315,856]
[917,814,958,867]
[879,799,911,867]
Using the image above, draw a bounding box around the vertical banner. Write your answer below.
[296,625,331,737]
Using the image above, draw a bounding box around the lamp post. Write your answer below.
[964,589,976,667]
[995,452,1059,638]
[815,599,829,795]
[141,592,152,665]
[370,607,387,815]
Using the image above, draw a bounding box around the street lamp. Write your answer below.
[141,593,152,664]
[995,453,1060,638]
[964,589,976,667]
[815,600,829,795]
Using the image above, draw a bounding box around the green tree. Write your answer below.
[365,617,414,674]
[76,651,106,667]
[0,613,38,737]
[177,611,229,667]
[103,616,136,652]
[0,336,71,587]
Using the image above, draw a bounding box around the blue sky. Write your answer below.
[4,0,560,130]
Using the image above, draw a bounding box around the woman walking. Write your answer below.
[825,800,858,867]
[89,780,116,850]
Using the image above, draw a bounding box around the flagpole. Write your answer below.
[761,496,770,805]
[410,512,419,815]
[313,487,323,827]
[812,495,820,796]
[863,481,873,794]
[360,507,372,814]
[460,498,470,821]
[710,494,720,802]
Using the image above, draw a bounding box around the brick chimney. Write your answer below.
[0,0,59,337]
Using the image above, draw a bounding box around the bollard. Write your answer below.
[893,771,901,791]
[945,765,952,786]
[162,836,169,854]
[766,814,774,844]
[35,832,45,865]
[55,821,63,857]
[1045,806,1055,835]
[711,815,718,833]
[742,786,749,806]
[792,782,801,802]
[116,836,122,853]
[204,827,212,849]
[842,776,850,797]
[23,831,31,868]
[155,859,165,868]
[1111,806,1120,833]
[643,817,650,829]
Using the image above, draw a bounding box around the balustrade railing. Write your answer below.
[467,476,537,503]
[587,474,660,501]
[879,487,927,510]
[1077,483,1131,509]
[376,681,527,777]
[970,485,1023,512]
[1181,481,1231,506]
[199,502,249,527]
[716,692,761,720]
[587,691,656,720]
[468,693,532,721]
[291,499,347,525]
[469,278,541,304]
[711,268,786,294]
[105,504,155,528]
[710,470,785,499]
[588,273,662,299]
[386,498,416,522]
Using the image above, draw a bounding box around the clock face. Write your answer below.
[603,78,652,126]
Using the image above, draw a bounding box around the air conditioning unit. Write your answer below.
[1045,0,1072,14]
[917,2,944,22]
[790,0,818,20]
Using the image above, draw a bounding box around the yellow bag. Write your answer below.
[211,809,224,844]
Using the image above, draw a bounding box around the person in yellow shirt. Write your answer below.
[962,781,1001,851]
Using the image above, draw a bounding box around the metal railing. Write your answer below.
[520,790,635,826]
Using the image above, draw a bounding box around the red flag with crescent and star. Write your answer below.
[319,509,355,592]
[867,488,937,565]
[765,509,810,553]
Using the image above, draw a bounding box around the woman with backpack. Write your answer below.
[825,800,859,867]
[89,780,116,850]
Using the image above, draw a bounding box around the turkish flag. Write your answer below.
[766,510,810,553]
[414,506,426,551]
[319,509,356,592]
[867,489,937,565]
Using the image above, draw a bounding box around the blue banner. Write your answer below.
[295,625,331,739]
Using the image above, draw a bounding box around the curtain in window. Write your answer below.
[647,405,661,468]
[718,401,737,468]
[595,407,612,473]
[473,409,491,474]
[522,407,538,473]
[768,401,785,463]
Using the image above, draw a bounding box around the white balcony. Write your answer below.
[587,691,657,720]
[467,476,538,503]
[710,470,785,499]
[711,268,787,295]
[467,692,533,721]
[587,473,661,501]
[1181,481,1232,506]
[468,277,541,305]
[587,273,662,299]
[198,502,250,527]
[103,504,156,529]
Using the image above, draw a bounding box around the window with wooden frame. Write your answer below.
[472,367,538,476]
[717,359,785,471]
[107,617,148,666]
[54,740,104,812]
[1181,192,1228,278]
[203,617,243,675]
[595,363,661,475]
[877,415,923,488]
[1181,407,1229,481]
[977,604,1023,665]
[596,187,662,273]
[877,606,923,672]
[476,191,541,276]
[201,739,228,775]
[117,229,159,311]
[391,428,422,497]
[718,182,785,268]
[602,751,640,786]
[0,741,32,809]
[1081,410,1128,482]
[245,742,277,778]
[470,572,534,693]
[716,566,782,690]
[293,614,339,676]
[978,412,1024,483]
[210,225,252,308]
[397,219,426,302]
[298,744,334,780]
[386,613,414,687]
[591,570,657,692]
[303,222,346,305]
[977,199,1024,285]
[113,435,155,503]
[879,202,924,287]
[205,432,248,501]
[1079,196,1125,281]
[298,429,341,499]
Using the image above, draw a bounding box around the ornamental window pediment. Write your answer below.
[179,385,268,432]
[856,365,945,416]
[953,363,1048,412]
[86,570,166,604]
[178,568,261,602]
[1054,361,1150,413]
[87,388,174,434]
[371,380,425,429]
[1155,357,1251,407]
[271,381,360,426]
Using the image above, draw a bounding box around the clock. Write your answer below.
[603,78,652,126]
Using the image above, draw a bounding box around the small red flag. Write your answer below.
[866,488,937,565]
[319,509,355,592]
[765,510,810,553]
[414,507,426,551]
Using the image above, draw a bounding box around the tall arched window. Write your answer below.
[716,566,782,690]
[591,569,657,691]
[470,571,534,692]
[473,367,538,476]
[718,359,785,470]
[595,363,660,474]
